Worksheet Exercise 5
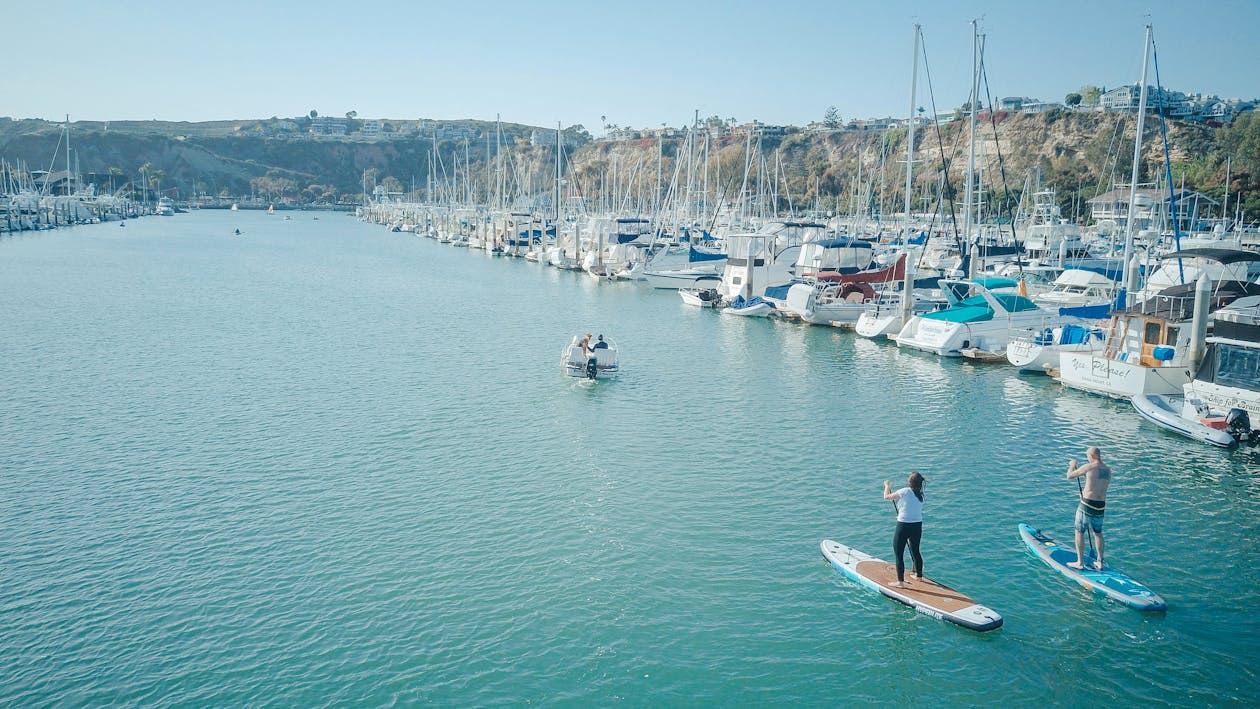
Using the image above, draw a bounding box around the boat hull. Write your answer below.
[1131,393,1236,448]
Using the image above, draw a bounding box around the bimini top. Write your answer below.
[970,276,1021,290]
[1133,280,1260,321]
[1158,248,1260,264]
[810,238,874,250]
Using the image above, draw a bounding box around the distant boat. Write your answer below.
[562,335,619,380]
[267,204,275,215]
[230,203,239,211]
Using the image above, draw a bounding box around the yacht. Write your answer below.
[894,277,1076,357]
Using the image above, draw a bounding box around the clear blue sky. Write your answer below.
[3,0,1255,133]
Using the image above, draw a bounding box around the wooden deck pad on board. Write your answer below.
[854,560,975,612]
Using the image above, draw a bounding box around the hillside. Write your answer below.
[1,112,1255,220]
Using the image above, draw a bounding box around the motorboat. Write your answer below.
[894,277,1078,357]
[1006,323,1107,373]
[562,335,619,379]
[1031,269,1118,309]
[1131,394,1240,448]
[644,245,728,289]
[1130,295,1260,448]
[722,295,776,317]
[783,281,877,326]
[717,222,818,301]
[854,291,946,339]
[679,288,723,308]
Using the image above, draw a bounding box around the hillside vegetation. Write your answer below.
[2,112,1257,222]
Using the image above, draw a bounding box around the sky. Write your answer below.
[3,0,1256,134]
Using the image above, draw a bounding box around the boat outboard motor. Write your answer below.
[585,357,599,380]
[1225,408,1257,443]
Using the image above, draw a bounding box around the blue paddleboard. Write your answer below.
[1019,523,1166,612]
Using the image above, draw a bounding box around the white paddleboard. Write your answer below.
[820,539,1003,632]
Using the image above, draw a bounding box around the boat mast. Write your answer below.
[964,20,979,276]
[902,24,921,325]
[1222,156,1231,232]
[65,114,72,197]
[1120,25,1153,307]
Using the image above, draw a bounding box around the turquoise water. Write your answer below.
[2,211,1257,706]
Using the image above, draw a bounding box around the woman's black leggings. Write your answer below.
[893,521,923,582]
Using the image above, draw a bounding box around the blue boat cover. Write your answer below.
[970,276,1020,290]
[1059,325,1088,345]
[922,305,994,323]
[763,283,795,300]
[688,246,726,263]
[812,238,874,250]
[1059,304,1110,319]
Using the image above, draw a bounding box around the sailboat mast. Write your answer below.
[1121,24,1153,302]
[65,114,72,196]
[902,25,921,324]
[962,22,982,277]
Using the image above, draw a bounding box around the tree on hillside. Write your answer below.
[380,176,404,193]
[309,109,318,119]
[346,110,357,120]
[1065,93,1082,107]
[1078,86,1102,106]
[824,106,842,128]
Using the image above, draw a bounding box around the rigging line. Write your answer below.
[1150,31,1184,280]
[919,34,966,258]
[979,55,1022,250]
[1097,116,1126,200]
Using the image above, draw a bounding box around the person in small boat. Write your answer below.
[882,472,925,588]
[578,333,592,359]
[1066,446,1110,571]
[592,335,608,350]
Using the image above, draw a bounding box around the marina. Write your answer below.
[2,210,1258,704]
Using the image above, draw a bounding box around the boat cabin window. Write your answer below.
[1143,321,1162,345]
[1164,325,1180,346]
[1213,344,1260,391]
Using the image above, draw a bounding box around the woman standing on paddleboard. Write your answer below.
[882,472,925,588]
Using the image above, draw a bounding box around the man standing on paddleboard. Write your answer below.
[1066,446,1110,571]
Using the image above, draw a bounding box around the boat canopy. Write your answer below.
[811,238,873,250]
[970,276,1020,290]
[688,245,726,263]
[922,303,994,323]
[1055,269,1116,288]
[1158,248,1260,264]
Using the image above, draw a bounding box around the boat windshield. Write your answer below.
[1205,343,1260,391]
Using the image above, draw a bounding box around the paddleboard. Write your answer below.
[1018,523,1166,612]
[819,539,1003,632]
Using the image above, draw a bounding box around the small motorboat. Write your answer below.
[1006,323,1105,373]
[1131,393,1246,448]
[722,295,776,317]
[561,334,619,379]
[680,288,722,308]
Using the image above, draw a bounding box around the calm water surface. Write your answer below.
[2,212,1258,705]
